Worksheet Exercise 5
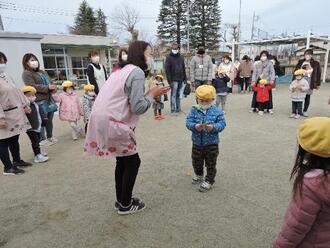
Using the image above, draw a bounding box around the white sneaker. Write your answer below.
[199,181,212,192]
[34,154,49,163]
[41,150,48,156]
[302,112,309,117]
[289,114,296,118]
[258,111,264,116]
[249,108,255,113]
[269,110,274,115]
[39,139,52,146]
[192,175,203,185]
[294,114,301,119]
[48,137,58,144]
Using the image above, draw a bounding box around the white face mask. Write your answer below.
[172,49,179,55]
[67,89,73,95]
[29,60,39,69]
[224,59,229,64]
[87,91,96,97]
[122,54,128,61]
[260,56,267,62]
[0,64,6,74]
[91,56,100,64]
[199,103,213,110]
[28,96,37,103]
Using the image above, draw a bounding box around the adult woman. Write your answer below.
[22,53,58,146]
[86,50,108,94]
[238,55,253,93]
[0,52,32,175]
[250,51,275,113]
[112,48,128,73]
[84,41,170,215]
[219,55,234,93]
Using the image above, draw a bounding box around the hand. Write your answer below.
[195,124,204,132]
[0,118,7,129]
[206,124,213,132]
[147,86,170,98]
[48,84,57,91]
[251,82,256,86]
[207,80,212,85]
[24,106,31,114]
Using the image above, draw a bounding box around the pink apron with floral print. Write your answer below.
[84,65,139,158]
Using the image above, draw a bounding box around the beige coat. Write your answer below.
[0,73,31,140]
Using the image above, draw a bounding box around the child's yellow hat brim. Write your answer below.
[62,81,73,88]
[294,69,305,76]
[84,84,95,91]
[21,85,37,94]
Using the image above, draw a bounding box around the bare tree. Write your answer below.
[112,3,140,41]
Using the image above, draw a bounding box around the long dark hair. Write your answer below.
[22,53,40,71]
[0,52,7,63]
[291,145,330,196]
[126,41,151,74]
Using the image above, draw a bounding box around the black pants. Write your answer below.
[27,131,41,156]
[115,153,141,207]
[0,135,21,170]
[303,94,311,112]
[258,102,267,111]
[192,144,219,184]
[251,92,257,109]
[292,101,303,115]
[85,123,88,134]
[239,77,251,91]
[267,90,273,110]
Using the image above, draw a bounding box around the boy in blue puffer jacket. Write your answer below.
[186,85,226,192]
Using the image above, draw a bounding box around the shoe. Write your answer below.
[192,175,203,185]
[249,108,255,113]
[48,137,58,144]
[72,131,78,141]
[118,198,146,215]
[302,112,309,117]
[294,114,301,119]
[41,150,48,156]
[258,111,264,116]
[3,167,25,175]
[13,160,32,167]
[289,114,296,118]
[158,115,165,120]
[199,181,212,192]
[39,139,51,146]
[154,115,160,120]
[269,110,274,115]
[114,197,141,210]
[34,154,49,163]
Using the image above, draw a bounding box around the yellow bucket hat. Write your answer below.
[294,69,305,76]
[84,84,95,91]
[195,85,216,100]
[62,81,73,88]
[298,117,330,158]
[21,85,37,94]
[259,79,268,85]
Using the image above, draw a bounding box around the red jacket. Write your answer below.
[274,169,330,248]
[252,83,273,103]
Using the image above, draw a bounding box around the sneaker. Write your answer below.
[302,112,309,117]
[13,160,32,167]
[48,137,58,144]
[192,175,203,185]
[34,154,49,163]
[154,115,160,120]
[289,114,296,118]
[118,198,146,215]
[294,114,301,119]
[258,111,264,116]
[114,197,141,210]
[249,108,255,113]
[158,115,165,120]
[41,150,48,156]
[40,139,53,146]
[199,181,212,193]
[269,110,274,115]
[3,167,25,175]
[72,131,78,141]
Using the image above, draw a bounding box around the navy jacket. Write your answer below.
[212,75,230,94]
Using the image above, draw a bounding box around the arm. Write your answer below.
[102,65,108,80]
[315,62,321,87]
[182,59,187,82]
[190,57,196,82]
[186,108,199,132]
[252,84,258,92]
[86,65,100,94]
[51,93,62,103]
[252,64,258,83]
[22,71,49,94]
[207,57,213,81]
[77,97,84,116]
[301,81,310,92]
[289,82,295,91]
[269,63,276,83]
[125,68,154,115]
[212,112,226,133]
[165,57,172,85]
[224,76,230,83]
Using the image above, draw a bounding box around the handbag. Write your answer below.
[183,83,191,96]
[46,96,58,113]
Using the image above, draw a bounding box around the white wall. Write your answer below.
[0,38,43,87]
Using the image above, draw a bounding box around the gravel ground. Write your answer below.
[0,84,329,248]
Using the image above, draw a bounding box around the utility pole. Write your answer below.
[237,0,242,58]
[187,0,190,53]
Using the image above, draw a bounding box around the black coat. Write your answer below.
[165,53,187,84]
[294,59,321,90]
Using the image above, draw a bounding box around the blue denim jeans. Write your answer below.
[170,81,183,113]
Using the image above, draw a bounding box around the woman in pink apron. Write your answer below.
[84,41,170,215]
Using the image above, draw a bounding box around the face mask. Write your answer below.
[296,76,303,80]
[87,91,96,97]
[260,56,267,62]
[91,56,100,64]
[28,96,36,103]
[29,60,39,69]
[172,50,179,55]
[146,57,154,69]
[122,54,128,61]
[0,64,6,74]
[67,89,73,95]
[197,49,205,54]
[199,103,212,110]
[305,54,312,61]
[224,59,229,64]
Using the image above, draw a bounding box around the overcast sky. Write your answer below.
[1,0,329,42]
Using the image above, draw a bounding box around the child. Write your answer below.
[212,68,230,112]
[21,86,49,163]
[82,84,96,133]
[252,79,274,116]
[186,85,226,192]
[274,117,330,247]
[289,69,310,119]
[153,75,166,120]
[52,81,83,141]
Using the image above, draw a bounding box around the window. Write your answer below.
[70,56,90,80]
[43,53,68,81]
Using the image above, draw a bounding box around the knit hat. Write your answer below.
[195,85,216,100]
[84,84,95,91]
[298,117,330,158]
[294,69,305,76]
[155,75,164,81]
[259,79,267,85]
[21,85,37,94]
[62,81,73,88]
